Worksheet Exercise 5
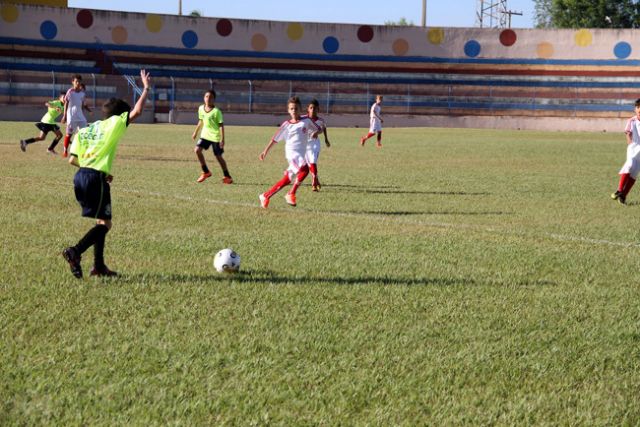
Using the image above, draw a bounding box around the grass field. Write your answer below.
[1,121,639,425]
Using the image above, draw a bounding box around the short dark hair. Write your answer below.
[288,96,301,106]
[72,74,82,81]
[59,91,66,96]
[309,98,319,108]
[635,98,640,107]
[102,97,131,119]
[205,89,216,99]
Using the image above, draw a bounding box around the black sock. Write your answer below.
[93,225,109,268]
[25,138,36,144]
[223,169,231,178]
[202,165,210,173]
[75,224,108,255]
[48,137,61,150]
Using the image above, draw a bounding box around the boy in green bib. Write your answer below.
[191,89,233,184]
[62,69,151,278]
[20,92,65,154]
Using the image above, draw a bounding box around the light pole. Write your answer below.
[178,0,182,15]
[422,0,426,27]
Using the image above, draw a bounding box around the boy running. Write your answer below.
[62,69,151,278]
[192,89,233,184]
[360,95,383,148]
[302,99,330,191]
[258,96,319,208]
[612,98,640,204]
[20,92,65,154]
[61,74,91,158]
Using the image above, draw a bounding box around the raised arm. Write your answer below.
[128,69,151,123]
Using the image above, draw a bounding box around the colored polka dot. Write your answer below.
[499,29,516,46]
[251,33,267,51]
[427,28,444,45]
[357,25,374,43]
[464,40,481,57]
[614,41,632,59]
[146,14,163,33]
[182,30,198,48]
[76,9,93,28]
[111,26,128,44]
[537,42,554,59]
[40,21,57,40]
[217,19,232,37]
[575,29,592,47]
[1,4,19,23]
[287,23,304,41]
[323,36,339,54]
[392,38,409,56]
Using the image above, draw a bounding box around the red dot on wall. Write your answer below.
[217,19,232,37]
[357,25,374,43]
[499,29,517,46]
[76,9,93,29]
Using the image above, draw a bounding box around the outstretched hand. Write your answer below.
[140,69,151,89]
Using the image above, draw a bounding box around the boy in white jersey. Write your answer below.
[612,98,640,204]
[303,99,331,191]
[20,92,65,154]
[61,74,92,158]
[360,95,383,148]
[62,70,150,279]
[191,89,233,183]
[258,96,319,208]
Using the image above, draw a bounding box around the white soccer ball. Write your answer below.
[213,248,241,273]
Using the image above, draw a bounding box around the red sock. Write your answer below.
[618,173,630,192]
[363,132,375,141]
[623,176,636,197]
[63,135,71,149]
[264,173,291,198]
[309,163,317,179]
[289,165,309,195]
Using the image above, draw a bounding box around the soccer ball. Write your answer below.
[213,248,240,273]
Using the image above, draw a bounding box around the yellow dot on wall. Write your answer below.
[146,14,163,33]
[537,41,554,59]
[252,33,267,52]
[392,38,409,56]
[287,23,304,41]
[112,26,128,44]
[575,29,592,47]
[1,4,19,23]
[427,28,444,45]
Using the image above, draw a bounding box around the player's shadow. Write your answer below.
[118,270,554,287]
[346,210,510,216]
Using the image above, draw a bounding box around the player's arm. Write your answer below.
[68,154,79,167]
[61,97,68,124]
[82,100,92,114]
[626,131,633,145]
[323,127,330,147]
[128,69,151,123]
[219,124,225,148]
[192,120,203,141]
[259,139,277,160]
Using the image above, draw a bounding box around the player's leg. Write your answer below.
[194,141,212,182]
[90,218,117,277]
[260,170,292,208]
[48,129,63,154]
[376,131,383,147]
[289,164,309,196]
[307,142,321,191]
[62,125,74,157]
[212,143,232,183]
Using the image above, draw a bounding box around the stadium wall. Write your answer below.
[1,4,640,130]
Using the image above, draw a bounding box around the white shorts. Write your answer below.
[619,142,640,178]
[369,117,382,133]
[66,119,87,135]
[285,148,308,176]
[305,139,321,164]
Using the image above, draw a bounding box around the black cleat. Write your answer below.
[20,140,26,152]
[90,265,118,277]
[62,247,83,279]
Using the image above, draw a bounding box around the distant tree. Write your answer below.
[189,10,202,17]
[384,17,414,26]
[534,0,640,28]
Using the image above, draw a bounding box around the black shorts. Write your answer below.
[35,122,60,134]
[73,168,112,220]
[196,138,224,156]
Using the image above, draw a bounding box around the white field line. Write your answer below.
[122,188,640,249]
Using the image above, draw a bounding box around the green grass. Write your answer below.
[1,121,639,425]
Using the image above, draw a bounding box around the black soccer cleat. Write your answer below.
[20,140,26,152]
[62,247,83,279]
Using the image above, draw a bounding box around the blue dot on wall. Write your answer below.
[182,30,198,48]
[464,40,481,57]
[323,36,339,54]
[614,41,631,59]
[40,20,57,40]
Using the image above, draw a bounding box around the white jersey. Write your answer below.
[620,115,640,177]
[65,88,87,122]
[303,115,326,164]
[272,117,318,174]
[369,102,382,133]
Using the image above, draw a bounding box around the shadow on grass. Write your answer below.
[115,270,555,287]
[337,210,511,216]
[119,155,192,163]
